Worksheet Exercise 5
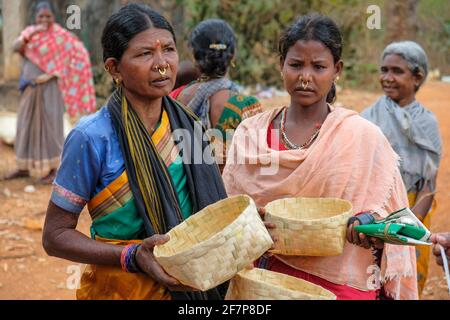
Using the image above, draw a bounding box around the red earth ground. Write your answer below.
[0,81,449,299]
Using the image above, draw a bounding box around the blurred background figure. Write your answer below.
[361,41,442,296]
[173,19,262,170]
[171,59,200,96]
[1,1,96,184]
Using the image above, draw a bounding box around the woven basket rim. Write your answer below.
[154,194,258,260]
[265,197,353,223]
[237,268,336,299]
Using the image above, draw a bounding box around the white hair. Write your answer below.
[382,41,429,86]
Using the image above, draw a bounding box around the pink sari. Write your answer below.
[223,106,418,300]
[20,23,96,117]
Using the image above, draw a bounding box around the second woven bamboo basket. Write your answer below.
[225,268,336,300]
[264,197,353,256]
[154,195,274,291]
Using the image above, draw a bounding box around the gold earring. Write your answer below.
[334,76,340,85]
[280,72,284,79]
[231,60,236,68]
[114,78,122,87]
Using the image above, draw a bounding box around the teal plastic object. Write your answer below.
[352,208,431,246]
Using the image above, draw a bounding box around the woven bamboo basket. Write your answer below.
[264,197,353,256]
[225,268,336,300]
[153,195,274,291]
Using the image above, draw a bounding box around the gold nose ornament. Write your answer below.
[154,63,170,76]
[299,75,310,90]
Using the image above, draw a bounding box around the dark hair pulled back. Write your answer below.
[279,13,343,104]
[189,19,236,78]
[101,3,176,63]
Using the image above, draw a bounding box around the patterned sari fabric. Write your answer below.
[85,109,192,241]
[20,23,96,117]
[15,59,64,178]
[215,94,262,137]
[77,237,171,300]
[174,79,262,165]
[71,108,188,300]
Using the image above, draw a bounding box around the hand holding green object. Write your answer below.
[353,208,431,246]
[347,219,384,249]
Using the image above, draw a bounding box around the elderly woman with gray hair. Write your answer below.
[361,41,442,297]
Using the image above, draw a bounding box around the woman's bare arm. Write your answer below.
[412,174,437,221]
[42,201,195,291]
[13,36,27,53]
[13,24,47,53]
[42,201,122,266]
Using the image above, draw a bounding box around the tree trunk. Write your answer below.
[2,0,27,81]
[385,0,418,44]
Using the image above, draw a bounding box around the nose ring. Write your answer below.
[299,75,310,90]
[154,63,170,76]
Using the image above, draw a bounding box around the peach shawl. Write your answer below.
[222,106,418,299]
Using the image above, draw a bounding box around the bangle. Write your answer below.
[120,244,142,273]
[347,211,376,226]
[129,244,143,273]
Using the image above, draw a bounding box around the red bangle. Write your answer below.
[120,244,133,272]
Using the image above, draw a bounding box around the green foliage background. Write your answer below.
[3,0,448,95]
[178,0,450,90]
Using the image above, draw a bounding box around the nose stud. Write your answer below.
[299,75,310,90]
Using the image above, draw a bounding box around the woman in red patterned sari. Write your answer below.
[3,1,95,184]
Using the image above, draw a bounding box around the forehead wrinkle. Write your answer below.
[128,30,174,51]
[381,55,409,69]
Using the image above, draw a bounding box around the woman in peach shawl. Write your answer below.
[222,14,418,300]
